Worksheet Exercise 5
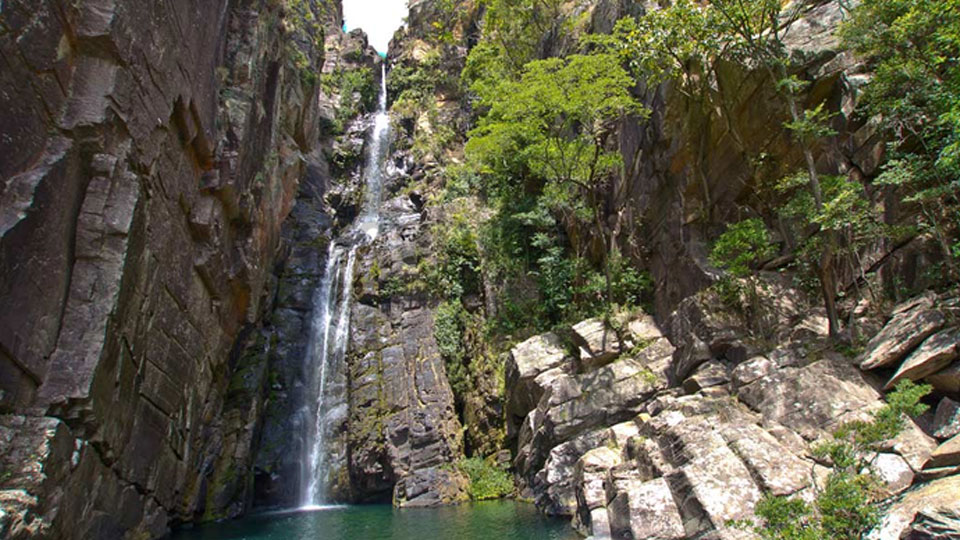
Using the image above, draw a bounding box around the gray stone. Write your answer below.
[721,424,810,496]
[860,297,946,370]
[870,453,914,496]
[571,318,626,370]
[731,356,774,388]
[868,475,960,540]
[682,360,730,394]
[608,476,685,540]
[885,420,939,473]
[505,332,573,440]
[738,358,882,440]
[393,467,469,508]
[927,361,960,396]
[572,447,621,537]
[925,434,960,469]
[933,398,960,440]
[885,328,960,390]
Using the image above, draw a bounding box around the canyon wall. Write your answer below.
[0,0,340,536]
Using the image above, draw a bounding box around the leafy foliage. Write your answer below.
[457,457,515,500]
[841,0,960,279]
[435,300,469,399]
[710,219,776,277]
[319,67,376,134]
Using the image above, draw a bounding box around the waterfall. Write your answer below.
[301,63,391,508]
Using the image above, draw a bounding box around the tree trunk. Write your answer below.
[778,69,841,338]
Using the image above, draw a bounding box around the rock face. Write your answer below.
[346,190,466,505]
[0,0,340,536]
[504,288,944,539]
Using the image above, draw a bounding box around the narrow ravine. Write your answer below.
[302,64,392,508]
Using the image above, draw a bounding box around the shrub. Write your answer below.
[458,457,514,500]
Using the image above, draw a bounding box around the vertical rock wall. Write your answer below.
[0,0,338,536]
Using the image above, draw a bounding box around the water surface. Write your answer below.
[172,500,578,540]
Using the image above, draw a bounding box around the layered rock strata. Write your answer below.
[0,0,337,535]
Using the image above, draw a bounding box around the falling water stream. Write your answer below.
[301,64,392,508]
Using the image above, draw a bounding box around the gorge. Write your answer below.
[1,0,960,539]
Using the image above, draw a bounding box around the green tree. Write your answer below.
[709,218,777,333]
[705,0,845,337]
[606,0,855,336]
[466,52,647,316]
[840,0,960,282]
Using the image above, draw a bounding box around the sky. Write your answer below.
[342,0,409,54]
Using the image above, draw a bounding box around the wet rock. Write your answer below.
[392,467,469,508]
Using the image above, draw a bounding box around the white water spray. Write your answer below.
[301,63,391,507]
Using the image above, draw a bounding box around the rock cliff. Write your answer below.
[0,0,341,536]
[2,0,959,538]
[504,288,960,539]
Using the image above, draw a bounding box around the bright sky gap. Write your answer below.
[342,0,408,54]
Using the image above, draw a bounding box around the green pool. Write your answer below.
[170,500,579,540]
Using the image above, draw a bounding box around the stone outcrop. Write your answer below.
[346,185,466,506]
[858,294,960,400]
[504,286,953,539]
[0,0,340,536]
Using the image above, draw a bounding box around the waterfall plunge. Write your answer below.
[301,64,391,508]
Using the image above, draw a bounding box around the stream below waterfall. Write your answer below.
[170,500,577,540]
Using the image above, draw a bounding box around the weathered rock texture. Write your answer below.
[505,291,949,539]
[346,183,467,506]
[0,0,341,536]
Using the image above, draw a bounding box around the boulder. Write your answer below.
[871,453,914,496]
[682,360,730,394]
[720,424,810,496]
[627,314,667,343]
[738,358,882,440]
[860,297,946,370]
[571,447,621,537]
[607,476,685,540]
[534,357,664,448]
[924,434,960,469]
[933,398,960,440]
[672,335,714,383]
[571,318,626,370]
[528,428,614,515]
[731,356,774,388]
[868,475,960,540]
[885,421,939,473]
[927,361,960,396]
[885,328,960,390]
[392,467,469,508]
[505,332,573,439]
